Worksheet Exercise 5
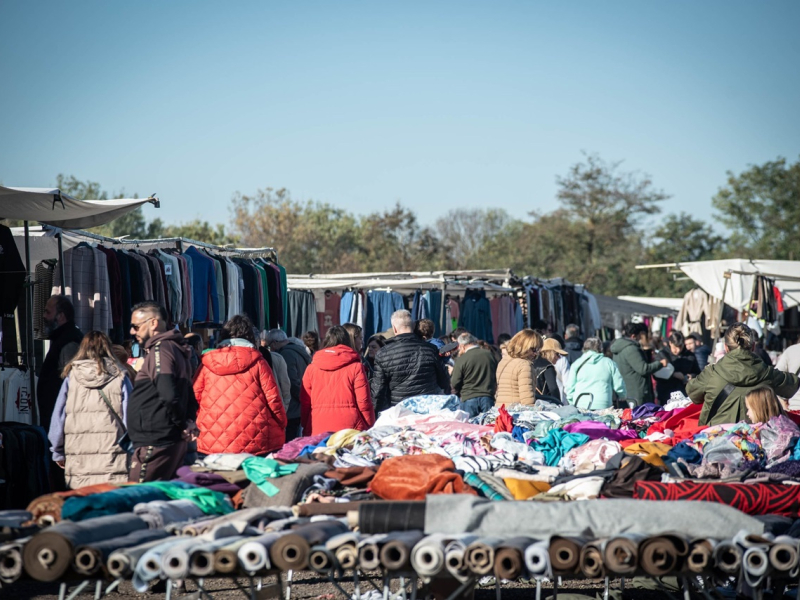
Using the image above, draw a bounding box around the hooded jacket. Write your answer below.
[49,358,130,489]
[563,338,583,365]
[194,343,287,454]
[128,329,197,448]
[687,347,800,426]
[566,351,626,410]
[610,337,662,405]
[300,344,375,436]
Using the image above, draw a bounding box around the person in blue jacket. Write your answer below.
[566,337,627,410]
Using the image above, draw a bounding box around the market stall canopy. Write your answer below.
[618,296,684,312]
[0,186,158,229]
[677,259,800,311]
[594,294,678,330]
[287,275,515,295]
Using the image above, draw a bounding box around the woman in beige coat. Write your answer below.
[495,329,543,405]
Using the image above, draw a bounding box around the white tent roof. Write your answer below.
[677,259,800,310]
[0,186,158,229]
[618,295,685,312]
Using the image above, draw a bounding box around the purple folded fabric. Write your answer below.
[562,421,640,442]
[632,403,662,420]
[273,432,332,460]
[174,467,242,496]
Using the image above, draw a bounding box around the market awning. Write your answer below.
[0,186,159,229]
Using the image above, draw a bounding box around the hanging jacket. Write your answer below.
[610,337,661,405]
[495,356,536,405]
[566,350,626,410]
[194,343,287,455]
[686,347,800,426]
[49,358,130,489]
[37,321,84,432]
[300,344,375,436]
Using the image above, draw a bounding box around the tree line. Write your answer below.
[4,154,798,298]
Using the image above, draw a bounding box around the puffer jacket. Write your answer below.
[566,351,626,410]
[563,338,583,365]
[610,337,661,405]
[495,356,536,405]
[687,347,800,426]
[370,333,449,410]
[193,344,287,454]
[300,344,375,436]
[60,358,129,489]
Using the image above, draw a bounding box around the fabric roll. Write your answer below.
[548,536,583,575]
[523,540,550,578]
[134,499,206,529]
[494,537,533,581]
[61,486,169,522]
[380,530,425,571]
[270,520,349,571]
[602,534,644,576]
[185,507,293,536]
[579,540,605,579]
[713,541,743,575]
[444,536,478,582]
[359,501,426,534]
[23,513,148,582]
[107,537,173,579]
[308,544,336,574]
[26,484,119,525]
[0,538,27,584]
[189,536,244,577]
[181,516,220,536]
[638,534,688,577]
[358,534,386,571]
[465,537,504,576]
[238,533,284,573]
[214,538,252,574]
[295,502,365,518]
[328,532,360,570]
[769,536,799,573]
[159,525,241,581]
[743,546,770,582]
[132,538,190,592]
[687,539,717,574]
[411,534,448,577]
[73,529,169,576]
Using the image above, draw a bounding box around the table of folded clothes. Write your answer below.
[5,394,800,596]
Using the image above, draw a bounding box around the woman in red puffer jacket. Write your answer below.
[300,326,375,436]
[193,315,287,454]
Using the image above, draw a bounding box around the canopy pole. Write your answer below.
[711,273,730,358]
[56,232,65,293]
[439,278,447,337]
[23,221,38,424]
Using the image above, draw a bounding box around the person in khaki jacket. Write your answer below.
[48,331,132,489]
[495,329,543,405]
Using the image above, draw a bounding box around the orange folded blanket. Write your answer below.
[370,455,477,500]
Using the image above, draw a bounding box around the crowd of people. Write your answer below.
[38,295,800,491]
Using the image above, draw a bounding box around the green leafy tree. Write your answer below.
[358,203,443,271]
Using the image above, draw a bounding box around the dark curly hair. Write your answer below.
[219,314,256,345]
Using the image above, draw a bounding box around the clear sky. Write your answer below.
[1,1,799,232]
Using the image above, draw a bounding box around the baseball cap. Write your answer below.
[439,342,459,355]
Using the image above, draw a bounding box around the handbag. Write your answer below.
[98,388,134,454]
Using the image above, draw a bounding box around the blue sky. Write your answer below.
[1,1,798,232]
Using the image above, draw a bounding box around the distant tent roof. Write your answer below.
[0,186,158,229]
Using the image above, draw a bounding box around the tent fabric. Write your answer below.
[0,186,155,229]
[287,276,514,295]
[678,259,800,310]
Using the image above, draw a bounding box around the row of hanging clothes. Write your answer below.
[0,354,36,425]
[522,278,602,337]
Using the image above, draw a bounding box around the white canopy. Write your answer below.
[0,186,158,229]
[677,259,800,310]
[618,295,685,312]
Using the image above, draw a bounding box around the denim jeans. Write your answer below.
[461,396,495,417]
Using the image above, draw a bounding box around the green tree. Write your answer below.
[712,156,800,260]
[358,203,443,271]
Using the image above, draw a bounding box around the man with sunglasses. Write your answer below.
[127,301,198,482]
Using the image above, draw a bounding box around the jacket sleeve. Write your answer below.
[450,357,464,395]
[48,376,70,462]
[154,346,187,430]
[769,367,800,400]
[685,367,709,404]
[282,351,302,403]
[259,359,287,429]
[354,363,375,428]
[541,364,559,396]
[121,376,132,426]
[518,361,536,405]
[625,347,663,377]
[300,368,312,433]
[565,362,578,404]
[611,362,627,398]
[370,354,390,411]
[273,357,291,409]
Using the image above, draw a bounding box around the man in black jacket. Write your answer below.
[563,323,583,365]
[266,329,311,442]
[127,301,197,482]
[371,310,449,411]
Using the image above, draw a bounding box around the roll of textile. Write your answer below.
[358,502,426,534]
[270,520,349,571]
[444,537,477,582]
[264,516,310,532]
[184,507,293,536]
[380,530,425,571]
[687,539,717,574]
[0,538,28,584]
[73,529,169,576]
[0,510,32,527]
[358,534,387,571]
[465,537,504,576]
[238,532,287,573]
[548,536,584,576]
[308,544,336,574]
[328,533,360,570]
[769,536,799,574]
[26,483,119,525]
[579,540,605,579]
[523,540,550,578]
[181,516,220,536]
[107,537,174,579]
[411,534,448,578]
[133,538,191,592]
[159,525,242,582]
[61,486,169,522]
[295,502,365,518]
[602,534,645,576]
[638,534,688,577]
[214,538,252,574]
[189,536,244,577]
[713,541,743,575]
[23,513,148,582]
[494,537,534,581]
[743,546,770,583]
[134,499,206,529]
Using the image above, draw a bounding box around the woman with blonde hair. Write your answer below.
[495,329,543,405]
[745,387,785,424]
[49,331,132,489]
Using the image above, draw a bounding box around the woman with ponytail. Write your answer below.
[687,323,800,426]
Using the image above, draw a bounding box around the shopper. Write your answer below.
[563,324,583,364]
[127,302,197,482]
[300,325,375,435]
[266,329,311,441]
[745,386,785,424]
[610,322,668,405]
[533,337,568,400]
[49,331,132,489]
[686,323,799,426]
[566,337,626,410]
[302,331,320,356]
[495,329,542,405]
[451,332,498,416]
[685,333,711,371]
[655,330,700,403]
[775,340,800,410]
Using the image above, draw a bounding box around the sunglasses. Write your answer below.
[130,317,155,332]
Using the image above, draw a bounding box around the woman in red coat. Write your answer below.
[193,315,287,455]
[300,326,375,436]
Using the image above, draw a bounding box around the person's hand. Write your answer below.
[659,358,669,367]
[182,420,199,442]
[56,460,65,469]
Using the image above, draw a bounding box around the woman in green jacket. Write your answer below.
[686,323,799,426]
